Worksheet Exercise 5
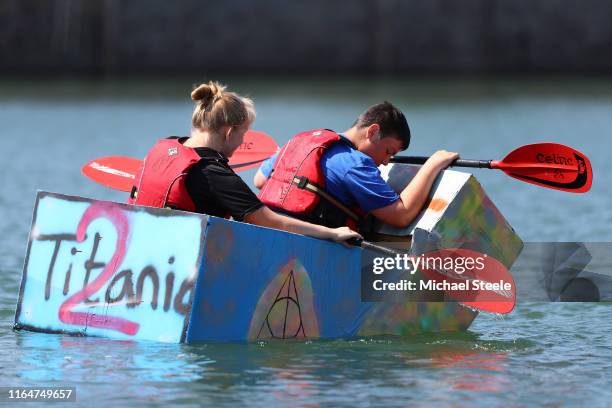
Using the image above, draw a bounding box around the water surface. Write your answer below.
[1,78,611,406]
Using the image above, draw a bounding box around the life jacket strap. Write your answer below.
[292,176,360,222]
[162,172,189,209]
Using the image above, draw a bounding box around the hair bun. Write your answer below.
[191,81,226,107]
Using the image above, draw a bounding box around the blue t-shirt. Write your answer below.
[258,151,278,180]
[258,136,399,213]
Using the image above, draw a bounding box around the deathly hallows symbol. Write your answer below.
[257,269,305,339]
[248,259,320,340]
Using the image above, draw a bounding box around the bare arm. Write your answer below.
[253,169,268,189]
[245,206,362,243]
[371,150,458,227]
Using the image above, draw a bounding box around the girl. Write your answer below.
[129,81,361,244]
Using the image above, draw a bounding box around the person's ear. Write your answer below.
[365,124,381,143]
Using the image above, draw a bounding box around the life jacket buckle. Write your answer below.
[295,176,309,189]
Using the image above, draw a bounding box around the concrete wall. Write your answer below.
[2,0,612,76]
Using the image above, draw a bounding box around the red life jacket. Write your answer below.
[128,137,201,211]
[258,129,363,230]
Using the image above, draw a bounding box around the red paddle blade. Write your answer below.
[420,248,516,314]
[81,156,141,192]
[492,143,592,193]
[230,130,279,171]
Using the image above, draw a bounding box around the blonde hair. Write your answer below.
[190,81,256,131]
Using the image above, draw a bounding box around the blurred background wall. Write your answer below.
[2,0,612,76]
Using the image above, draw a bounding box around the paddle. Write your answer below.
[391,143,592,193]
[81,156,142,192]
[350,239,516,314]
[85,133,592,195]
[81,130,280,192]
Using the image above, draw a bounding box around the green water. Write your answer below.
[1,78,611,407]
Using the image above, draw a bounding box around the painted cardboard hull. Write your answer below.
[14,166,523,343]
[357,164,524,336]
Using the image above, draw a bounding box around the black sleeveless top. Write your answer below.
[184,147,263,221]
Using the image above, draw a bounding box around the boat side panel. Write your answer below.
[186,217,366,343]
[14,192,207,343]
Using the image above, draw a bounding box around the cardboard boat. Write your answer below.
[14,164,523,343]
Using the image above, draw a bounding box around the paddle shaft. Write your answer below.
[391,156,492,169]
[347,238,414,257]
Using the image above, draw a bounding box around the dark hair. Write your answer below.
[352,101,411,150]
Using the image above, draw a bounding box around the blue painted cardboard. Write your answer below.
[16,189,499,343]
[187,217,365,342]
